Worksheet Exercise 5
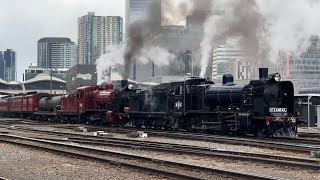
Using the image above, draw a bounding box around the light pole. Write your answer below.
[109,67,115,82]
[187,53,194,76]
[307,95,312,128]
[60,85,66,95]
[50,62,52,95]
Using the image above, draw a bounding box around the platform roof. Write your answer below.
[23,74,66,84]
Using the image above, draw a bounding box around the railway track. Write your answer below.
[48,136,320,169]
[1,118,320,154]
[0,133,283,180]
[1,124,320,170]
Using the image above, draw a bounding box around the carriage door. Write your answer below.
[174,84,184,113]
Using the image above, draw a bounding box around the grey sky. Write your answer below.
[0,0,125,81]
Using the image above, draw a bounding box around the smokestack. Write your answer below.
[121,80,128,88]
[222,74,234,85]
[259,68,268,80]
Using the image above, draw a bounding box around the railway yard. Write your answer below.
[0,118,319,180]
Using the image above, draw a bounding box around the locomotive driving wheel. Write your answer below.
[144,119,152,129]
[153,119,162,130]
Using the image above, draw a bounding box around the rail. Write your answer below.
[0,133,282,180]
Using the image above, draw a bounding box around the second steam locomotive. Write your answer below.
[0,68,301,138]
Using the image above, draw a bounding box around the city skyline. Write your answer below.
[0,0,125,81]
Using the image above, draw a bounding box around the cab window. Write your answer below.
[174,86,183,95]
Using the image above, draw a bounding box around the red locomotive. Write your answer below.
[0,82,130,126]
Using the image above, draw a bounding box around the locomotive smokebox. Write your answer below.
[222,74,234,85]
[259,68,268,80]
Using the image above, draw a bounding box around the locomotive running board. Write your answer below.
[272,128,298,139]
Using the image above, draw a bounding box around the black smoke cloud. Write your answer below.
[122,1,161,80]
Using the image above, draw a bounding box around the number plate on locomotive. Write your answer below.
[269,108,287,112]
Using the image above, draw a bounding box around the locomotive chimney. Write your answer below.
[121,80,128,88]
[222,74,234,85]
[259,68,268,80]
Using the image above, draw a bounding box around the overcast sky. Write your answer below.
[0,0,125,81]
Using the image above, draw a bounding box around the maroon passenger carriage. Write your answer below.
[0,92,48,119]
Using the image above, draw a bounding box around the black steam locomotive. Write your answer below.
[128,68,299,138]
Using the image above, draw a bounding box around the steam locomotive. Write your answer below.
[129,68,300,138]
[0,68,300,138]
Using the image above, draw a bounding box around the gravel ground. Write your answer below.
[0,143,167,180]
[299,127,320,133]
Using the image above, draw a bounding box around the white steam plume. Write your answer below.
[96,44,174,84]
[96,44,126,84]
[199,0,267,77]
[199,0,320,78]
[257,0,320,61]
[138,46,175,66]
[162,0,194,26]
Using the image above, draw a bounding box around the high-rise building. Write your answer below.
[38,37,77,69]
[212,40,257,81]
[77,12,123,65]
[125,0,160,30]
[3,49,16,82]
[0,51,3,80]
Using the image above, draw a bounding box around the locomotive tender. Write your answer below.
[0,68,300,138]
[129,68,300,138]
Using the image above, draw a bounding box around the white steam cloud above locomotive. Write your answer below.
[199,0,320,77]
[97,0,320,82]
[96,0,191,84]
[95,43,174,84]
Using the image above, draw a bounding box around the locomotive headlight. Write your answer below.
[274,73,281,82]
[128,84,133,90]
[289,117,296,123]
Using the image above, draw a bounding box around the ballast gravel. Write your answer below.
[0,143,167,180]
